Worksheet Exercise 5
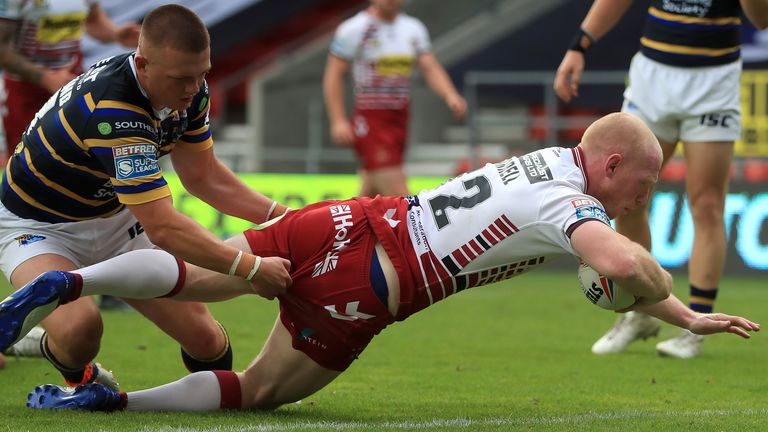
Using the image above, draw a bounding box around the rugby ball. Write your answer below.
[577,262,635,311]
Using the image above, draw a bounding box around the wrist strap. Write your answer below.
[228,250,243,276]
[265,201,278,223]
[246,256,262,281]
[569,27,596,53]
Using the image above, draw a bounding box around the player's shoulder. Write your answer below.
[337,11,370,32]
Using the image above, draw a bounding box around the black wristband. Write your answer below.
[569,28,595,53]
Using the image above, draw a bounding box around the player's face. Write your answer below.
[139,46,211,112]
[604,167,657,219]
[371,0,403,16]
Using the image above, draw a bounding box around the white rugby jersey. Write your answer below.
[361,146,612,318]
[329,10,430,110]
[0,0,96,71]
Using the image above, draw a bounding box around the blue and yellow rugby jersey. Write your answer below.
[0,52,213,223]
[641,0,742,67]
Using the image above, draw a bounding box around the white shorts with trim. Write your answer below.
[0,201,154,281]
[622,52,742,144]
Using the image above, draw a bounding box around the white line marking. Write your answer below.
[136,409,768,432]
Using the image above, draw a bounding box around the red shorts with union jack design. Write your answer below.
[244,199,395,371]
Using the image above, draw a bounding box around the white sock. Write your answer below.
[125,371,239,411]
[74,249,181,299]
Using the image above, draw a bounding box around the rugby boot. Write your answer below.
[0,271,77,352]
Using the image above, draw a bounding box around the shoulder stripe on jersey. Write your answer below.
[83,137,156,149]
[648,6,740,26]
[176,136,213,151]
[22,148,109,206]
[640,37,738,56]
[184,126,208,136]
[36,128,109,178]
[82,93,96,113]
[193,101,209,121]
[112,173,165,189]
[56,110,88,151]
[96,100,151,118]
[116,185,171,205]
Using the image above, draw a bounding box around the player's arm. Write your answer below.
[0,19,75,92]
[170,145,288,224]
[570,220,672,303]
[553,0,634,103]
[323,54,355,146]
[128,196,291,299]
[741,0,768,29]
[635,294,760,338]
[85,3,141,47]
[418,52,466,121]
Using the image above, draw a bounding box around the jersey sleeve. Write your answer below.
[540,187,611,240]
[175,80,213,152]
[82,99,170,206]
[329,16,363,60]
[411,17,432,54]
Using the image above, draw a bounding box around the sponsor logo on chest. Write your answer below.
[112,144,160,180]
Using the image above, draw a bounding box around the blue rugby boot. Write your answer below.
[0,271,79,352]
[27,383,124,411]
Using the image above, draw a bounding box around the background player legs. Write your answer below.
[682,141,732,292]
[360,166,409,198]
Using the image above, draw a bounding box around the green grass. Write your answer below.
[0,271,766,431]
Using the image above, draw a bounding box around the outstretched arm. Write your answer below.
[571,220,672,304]
[637,294,761,338]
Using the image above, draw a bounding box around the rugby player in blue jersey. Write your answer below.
[0,4,291,390]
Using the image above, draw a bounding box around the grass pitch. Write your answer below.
[0,271,765,431]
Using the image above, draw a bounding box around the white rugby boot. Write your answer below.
[591,311,661,354]
[4,326,44,357]
[656,329,704,359]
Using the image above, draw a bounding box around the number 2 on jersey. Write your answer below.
[428,175,491,229]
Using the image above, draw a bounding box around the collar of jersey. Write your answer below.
[129,53,175,120]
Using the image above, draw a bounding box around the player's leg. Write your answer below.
[655,140,733,358]
[366,165,409,197]
[7,254,117,389]
[27,316,342,412]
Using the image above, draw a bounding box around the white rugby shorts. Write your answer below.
[622,52,742,144]
[0,201,154,282]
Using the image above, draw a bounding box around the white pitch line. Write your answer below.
[133,408,768,432]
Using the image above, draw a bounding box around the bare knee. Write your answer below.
[688,193,726,228]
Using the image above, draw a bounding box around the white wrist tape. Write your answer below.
[265,201,278,223]
[246,256,262,281]
[228,250,243,276]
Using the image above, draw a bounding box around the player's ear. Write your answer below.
[605,153,622,178]
[134,54,149,72]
